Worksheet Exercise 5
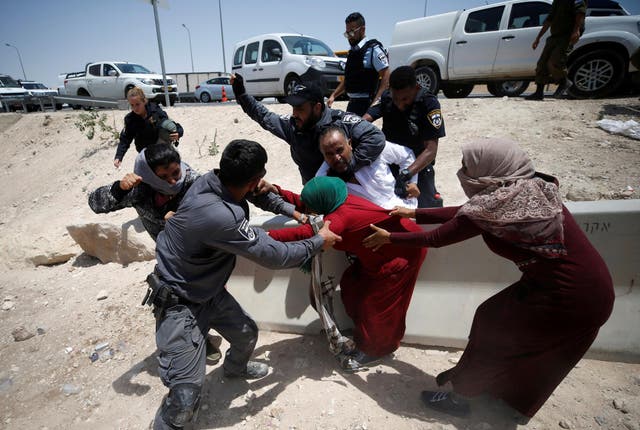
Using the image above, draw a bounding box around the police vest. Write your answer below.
[382,89,431,156]
[344,39,383,96]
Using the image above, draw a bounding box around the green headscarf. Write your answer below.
[300,176,348,215]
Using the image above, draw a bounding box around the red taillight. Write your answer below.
[195,85,200,90]
[64,80,68,85]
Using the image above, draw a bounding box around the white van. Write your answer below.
[232,33,345,102]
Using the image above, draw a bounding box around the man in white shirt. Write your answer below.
[316,125,419,209]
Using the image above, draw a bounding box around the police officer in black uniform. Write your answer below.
[364,66,445,208]
[232,73,385,185]
[327,12,390,117]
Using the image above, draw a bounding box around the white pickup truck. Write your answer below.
[389,0,640,98]
[62,61,178,105]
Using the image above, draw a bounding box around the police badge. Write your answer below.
[427,109,443,129]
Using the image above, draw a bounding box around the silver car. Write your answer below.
[194,76,235,103]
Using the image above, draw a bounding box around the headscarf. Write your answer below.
[300,176,348,215]
[133,148,189,196]
[456,138,566,258]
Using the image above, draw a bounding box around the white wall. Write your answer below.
[227,200,640,361]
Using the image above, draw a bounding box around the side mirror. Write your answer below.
[271,48,282,61]
[108,69,118,77]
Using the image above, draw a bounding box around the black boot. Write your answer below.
[524,84,544,100]
[552,78,573,99]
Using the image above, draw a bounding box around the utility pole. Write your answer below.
[150,0,171,107]
[218,0,227,73]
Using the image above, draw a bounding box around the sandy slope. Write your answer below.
[0,97,639,429]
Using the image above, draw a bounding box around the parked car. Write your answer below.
[232,33,345,102]
[389,0,640,99]
[586,0,630,16]
[0,74,28,111]
[20,80,62,110]
[194,76,235,102]
[62,61,178,105]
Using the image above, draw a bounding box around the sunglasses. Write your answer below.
[343,26,362,38]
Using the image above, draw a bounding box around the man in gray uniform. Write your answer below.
[232,74,385,184]
[150,139,340,429]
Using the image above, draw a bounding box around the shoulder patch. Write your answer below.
[341,114,362,124]
[427,109,443,129]
[237,219,256,241]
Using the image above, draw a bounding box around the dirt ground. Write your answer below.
[0,95,639,430]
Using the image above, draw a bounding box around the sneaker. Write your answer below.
[224,361,269,379]
[206,339,222,365]
[338,350,383,373]
[421,390,471,418]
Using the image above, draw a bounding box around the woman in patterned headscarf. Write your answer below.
[363,138,614,420]
[268,176,427,372]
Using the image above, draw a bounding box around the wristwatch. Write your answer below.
[399,168,412,181]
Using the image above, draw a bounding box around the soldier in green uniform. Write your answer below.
[525,0,587,100]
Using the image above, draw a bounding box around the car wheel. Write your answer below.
[568,50,625,99]
[415,66,440,95]
[254,97,264,101]
[441,83,474,98]
[199,92,211,103]
[284,75,301,98]
[486,80,529,97]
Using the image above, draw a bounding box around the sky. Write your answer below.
[2,0,639,89]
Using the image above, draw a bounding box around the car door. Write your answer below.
[239,41,264,96]
[450,5,506,78]
[85,64,103,97]
[257,39,285,95]
[493,1,552,76]
[99,63,122,98]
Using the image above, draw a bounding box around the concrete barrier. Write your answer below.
[227,199,640,361]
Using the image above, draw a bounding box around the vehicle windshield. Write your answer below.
[282,36,334,57]
[22,83,48,89]
[0,76,22,88]
[114,63,152,74]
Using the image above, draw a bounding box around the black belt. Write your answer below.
[141,271,191,308]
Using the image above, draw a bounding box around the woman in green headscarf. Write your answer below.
[268,176,427,371]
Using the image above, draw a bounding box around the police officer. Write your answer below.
[327,12,390,116]
[364,66,446,208]
[525,0,586,100]
[232,73,385,184]
[114,86,184,167]
[150,139,341,429]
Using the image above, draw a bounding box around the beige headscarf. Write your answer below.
[456,138,566,258]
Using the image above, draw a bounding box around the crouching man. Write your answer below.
[149,139,340,429]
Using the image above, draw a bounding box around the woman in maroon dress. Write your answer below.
[363,138,614,419]
[268,176,427,372]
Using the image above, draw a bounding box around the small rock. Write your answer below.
[96,290,108,301]
[1,301,15,311]
[36,327,46,335]
[448,357,460,364]
[61,384,81,396]
[11,326,35,342]
[64,347,73,354]
[559,419,572,429]
[613,398,628,412]
[594,415,606,426]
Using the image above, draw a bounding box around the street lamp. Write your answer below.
[5,43,26,80]
[181,24,195,72]
[218,0,227,73]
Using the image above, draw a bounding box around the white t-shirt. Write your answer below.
[316,141,418,209]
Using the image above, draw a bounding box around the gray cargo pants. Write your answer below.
[153,287,258,429]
